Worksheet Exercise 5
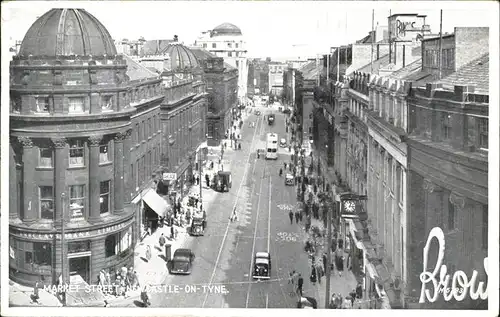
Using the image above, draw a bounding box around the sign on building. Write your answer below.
[163,173,177,181]
[389,14,430,42]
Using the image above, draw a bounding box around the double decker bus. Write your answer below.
[266,133,278,160]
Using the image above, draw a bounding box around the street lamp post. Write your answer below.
[325,189,340,308]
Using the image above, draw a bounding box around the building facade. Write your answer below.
[190,48,238,146]
[195,23,248,102]
[247,58,269,96]
[268,62,287,96]
[8,8,206,288]
[8,8,159,286]
[405,54,489,309]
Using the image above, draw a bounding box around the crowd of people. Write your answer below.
[285,137,375,309]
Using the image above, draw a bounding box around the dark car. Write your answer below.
[252,252,271,279]
[283,108,291,114]
[171,249,195,275]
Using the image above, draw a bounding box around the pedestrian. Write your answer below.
[32,280,40,304]
[349,289,357,306]
[299,211,303,222]
[170,225,175,239]
[297,274,303,296]
[196,176,200,185]
[310,265,317,284]
[284,162,287,170]
[295,211,300,223]
[279,168,283,177]
[323,253,327,272]
[316,263,323,284]
[288,210,294,224]
[205,174,210,187]
[159,233,166,248]
[356,282,363,299]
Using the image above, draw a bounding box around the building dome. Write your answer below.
[161,43,199,71]
[19,8,117,57]
[212,23,242,36]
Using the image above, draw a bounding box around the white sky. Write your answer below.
[1,1,498,60]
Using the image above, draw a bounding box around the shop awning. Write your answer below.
[142,189,168,218]
[348,219,365,250]
[365,262,379,280]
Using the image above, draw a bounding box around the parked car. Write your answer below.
[285,173,294,186]
[170,249,195,275]
[279,138,287,147]
[252,252,271,279]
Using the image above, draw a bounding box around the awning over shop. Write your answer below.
[348,219,365,250]
[142,189,168,218]
[365,262,379,280]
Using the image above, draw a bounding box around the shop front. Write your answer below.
[132,188,169,240]
[9,216,135,289]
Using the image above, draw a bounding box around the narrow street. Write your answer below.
[146,103,320,308]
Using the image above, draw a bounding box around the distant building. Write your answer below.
[268,62,287,96]
[247,59,269,96]
[190,47,238,146]
[194,23,248,102]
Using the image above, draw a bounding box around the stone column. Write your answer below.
[52,138,67,222]
[88,136,102,222]
[378,147,385,241]
[9,140,19,220]
[449,191,466,256]
[123,130,132,205]
[19,137,37,223]
[114,132,126,213]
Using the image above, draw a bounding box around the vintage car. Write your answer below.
[213,171,232,192]
[170,249,195,275]
[252,251,271,279]
[297,296,318,309]
[189,216,205,236]
[285,173,294,186]
[280,138,287,147]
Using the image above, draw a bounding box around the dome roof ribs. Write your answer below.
[18,8,117,57]
[72,9,91,56]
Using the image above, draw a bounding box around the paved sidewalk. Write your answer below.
[9,280,63,307]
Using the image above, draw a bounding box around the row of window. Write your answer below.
[39,181,111,220]
[423,48,455,70]
[369,139,405,206]
[409,107,488,149]
[131,146,161,191]
[202,42,240,49]
[12,82,161,114]
[38,139,111,168]
[133,114,160,145]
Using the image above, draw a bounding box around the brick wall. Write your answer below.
[348,44,390,74]
[455,27,489,70]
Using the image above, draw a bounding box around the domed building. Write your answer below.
[139,39,203,83]
[195,22,248,104]
[8,8,206,292]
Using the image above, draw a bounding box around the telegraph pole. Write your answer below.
[60,192,67,306]
[199,148,203,203]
